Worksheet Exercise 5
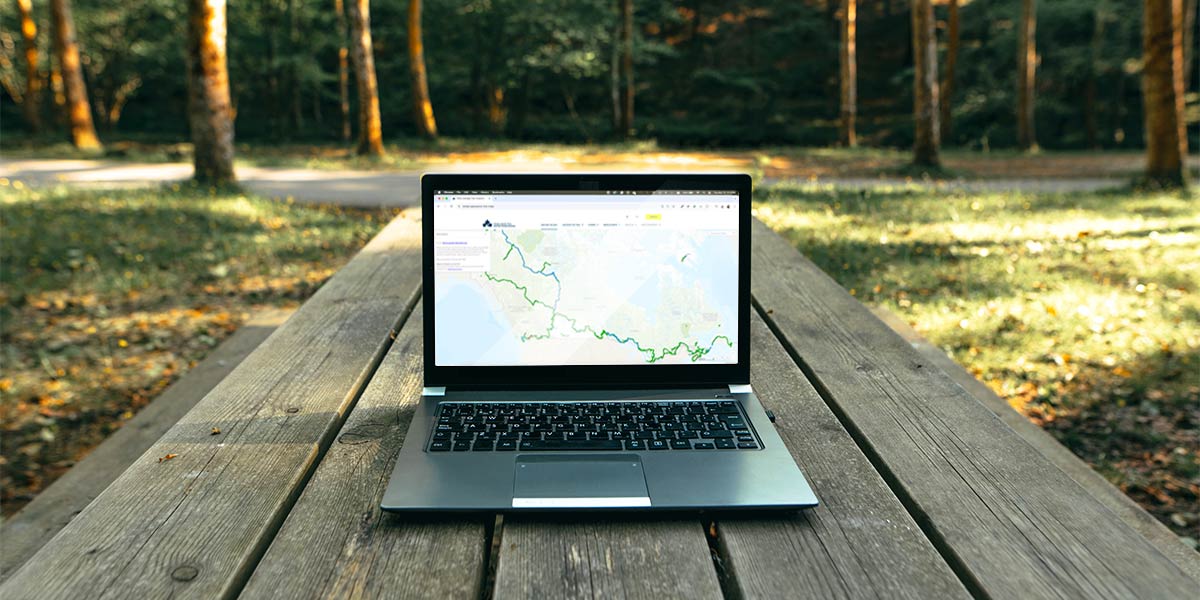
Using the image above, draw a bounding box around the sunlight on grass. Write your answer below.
[755,186,1200,538]
[0,183,400,514]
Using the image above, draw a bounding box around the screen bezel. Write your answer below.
[422,173,751,389]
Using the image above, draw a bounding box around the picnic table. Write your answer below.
[2,211,1198,599]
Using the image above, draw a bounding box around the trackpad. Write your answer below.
[512,455,650,508]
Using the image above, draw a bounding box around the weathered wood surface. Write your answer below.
[0,308,293,583]
[240,305,490,599]
[750,219,1199,598]
[870,306,1200,582]
[494,518,722,600]
[0,213,424,600]
[711,313,969,599]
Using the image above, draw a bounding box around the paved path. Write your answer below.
[0,158,1127,206]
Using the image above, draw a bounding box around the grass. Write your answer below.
[755,183,1200,544]
[5,135,1189,182]
[0,181,400,515]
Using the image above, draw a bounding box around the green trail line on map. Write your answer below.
[484,231,732,363]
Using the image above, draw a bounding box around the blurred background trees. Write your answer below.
[0,0,1194,169]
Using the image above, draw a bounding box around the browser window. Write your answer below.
[433,190,739,366]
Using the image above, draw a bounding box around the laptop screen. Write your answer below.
[432,188,739,367]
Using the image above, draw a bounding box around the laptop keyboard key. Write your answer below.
[647,439,668,450]
[670,440,690,449]
[715,439,737,449]
[625,440,646,450]
[519,440,624,451]
[496,440,517,451]
[737,442,759,449]
[429,441,451,451]
[693,442,715,449]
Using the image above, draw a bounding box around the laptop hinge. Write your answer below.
[728,384,753,394]
[422,386,446,396]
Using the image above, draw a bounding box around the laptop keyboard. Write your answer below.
[427,400,761,452]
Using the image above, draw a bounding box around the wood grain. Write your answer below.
[750,218,1199,598]
[0,213,423,600]
[870,305,1200,581]
[493,517,722,600]
[712,313,970,599]
[240,305,490,599]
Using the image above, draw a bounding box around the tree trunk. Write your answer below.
[940,0,959,144]
[1183,0,1196,90]
[611,16,621,134]
[49,0,99,149]
[1017,0,1037,150]
[910,0,939,167]
[839,0,857,147]
[287,0,303,133]
[49,61,64,127]
[347,0,384,155]
[1084,3,1107,149]
[408,0,438,139]
[619,0,634,138]
[334,0,351,142]
[1142,0,1187,187]
[17,0,41,133]
[487,85,505,135]
[185,0,235,184]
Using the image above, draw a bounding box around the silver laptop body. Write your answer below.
[382,174,817,511]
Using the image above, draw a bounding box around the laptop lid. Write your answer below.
[422,173,750,389]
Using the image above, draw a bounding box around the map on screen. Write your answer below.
[433,190,738,366]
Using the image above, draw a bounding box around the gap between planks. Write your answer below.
[753,298,990,600]
[222,285,422,600]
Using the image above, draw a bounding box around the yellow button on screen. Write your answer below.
[645,213,662,221]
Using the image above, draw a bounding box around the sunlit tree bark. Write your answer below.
[910,0,939,167]
[940,0,959,144]
[334,0,351,142]
[185,0,236,184]
[619,0,634,138]
[408,0,438,139]
[1017,0,1037,150]
[839,0,857,147]
[16,0,41,133]
[1142,0,1187,188]
[347,0,384,155]
[49,0,100,149]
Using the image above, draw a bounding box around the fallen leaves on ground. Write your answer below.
[0,184,400,515]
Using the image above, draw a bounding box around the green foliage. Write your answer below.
[0,0,1193,149]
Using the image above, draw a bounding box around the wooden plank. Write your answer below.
[712,313,970,599]
[870,305,1200,581]
[493,517,722,600]
[0,213,423,600]
[240,305,490,599]
[750,219,1198,598]
[0,308,292,583]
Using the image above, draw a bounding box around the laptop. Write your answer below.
[381,173,818,511]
